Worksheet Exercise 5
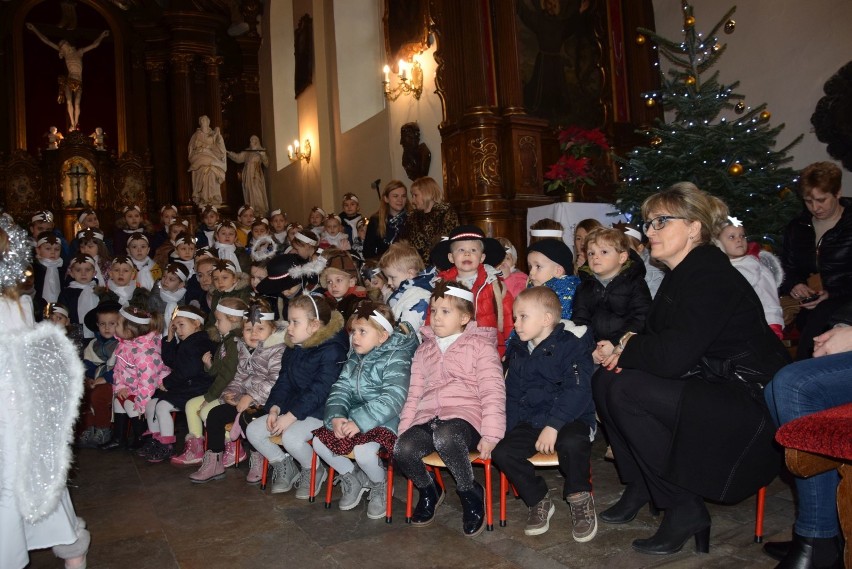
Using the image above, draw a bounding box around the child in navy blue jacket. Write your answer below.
[492,286,597,542]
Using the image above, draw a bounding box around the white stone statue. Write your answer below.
[188,115,227,207]
[227,135,269,214]
[89,127,105,150]
[46,126,63,150]
[26,23,109,131]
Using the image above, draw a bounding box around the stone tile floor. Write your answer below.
[28,437,794,568]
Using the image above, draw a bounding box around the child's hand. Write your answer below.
[222,392,236,405]
[167,321,176,340]
[117,387,130,399]
[535,426,558,455]
[236,395,254,413]
[269,411,295,436]
[341,420,361,438]
[477,439,496,460]
[331,418,348,438]
[202,351,213,368]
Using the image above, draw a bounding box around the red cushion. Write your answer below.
[775,402,852,461]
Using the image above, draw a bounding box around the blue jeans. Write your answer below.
[764,351,852,538]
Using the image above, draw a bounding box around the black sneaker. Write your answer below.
[146,441,174,463]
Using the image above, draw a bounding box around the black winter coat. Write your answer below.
[619,244,789,503]
[780,197,852,300]
[504,323,596,432]
[155,330,217,408]
[572,250,652,344]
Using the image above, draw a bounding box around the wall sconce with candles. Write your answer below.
[287,139,311,163]
[382,58,423,102]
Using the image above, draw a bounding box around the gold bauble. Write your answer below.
[685,76,696,86]
[728,162,744,176]
[780,187,793,199]
[760,110,771,121]
[645,97,656,107]
[711,43,722,53]
[685,16,696,27]
[650,136,663,147]
[636,34,646,45]
[734,101,745,114]
[724,19,736,34]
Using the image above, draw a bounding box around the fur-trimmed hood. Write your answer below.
[284,309,345,348]
[259,324,288,349]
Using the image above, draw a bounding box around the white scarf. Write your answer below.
[38,258,63,303]
[204,229,214,246]
[160,287,187,333]
[67,280,98,338]
[173,257,195,278]
[107,280,135,306]
[215,243,242,273]
[92,255,105,285]
[274,231,288,244]
[133,257,156,290]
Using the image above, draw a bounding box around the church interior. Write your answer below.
[4,0,852,567]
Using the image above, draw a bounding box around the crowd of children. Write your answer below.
[4,179,796,545]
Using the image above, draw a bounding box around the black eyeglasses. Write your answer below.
[642,215,687,233]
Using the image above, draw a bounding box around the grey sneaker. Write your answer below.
[367,477,390,520]
[295,461,327,500]
[269,455,300,494]
[524,492,556,536]
[93,427,112,446]
[567,491,598,542]
[337,466,370,510]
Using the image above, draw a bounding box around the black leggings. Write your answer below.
[394,417,480,492]
[205,404,262,453]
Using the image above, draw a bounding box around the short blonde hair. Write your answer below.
[584,227,630,254]
[379,242,425,273]
[641,182,718,245]
[515,286,562,321]
[411,177,444,205]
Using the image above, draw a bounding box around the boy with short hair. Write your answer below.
[339,192,362,245]
[379,242,434,336]
[526,239,581,319]
[492,286,597,541]
[572,227,651,363]
[319,249,366,320]
[429,225,514,354]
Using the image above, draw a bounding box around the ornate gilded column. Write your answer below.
[170,52,195,207]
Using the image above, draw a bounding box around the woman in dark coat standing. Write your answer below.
[593,183,789,556]
[362,179,410,261]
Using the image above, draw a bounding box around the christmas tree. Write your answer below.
[615,2,802,245]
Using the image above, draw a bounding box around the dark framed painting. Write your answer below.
[294,14,313,98]
[383,0,430,72]
[515,0,606,128]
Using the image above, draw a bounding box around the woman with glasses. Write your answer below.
[592,182,789,556]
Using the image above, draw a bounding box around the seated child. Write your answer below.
[184,252,217,315]
[213,220,250,273]
[623,226,665,299]
[351,217,368,263]
[492,287,597,541]
[291,228,320,261]
[58,254,100,339]
[170,232,197,277]
[526,239,581,319]
[320,249,366,320]
[312,301,417,518]
[127,232,161,290]
[153,218,189,269]
[209,259,252,318]
[191,300,287,483]
[361,260,392,303]
[379,242,433,335]
[496,237,528,299]
[306,206,327,239]
[70,208,107,256]
[113,205,149,257]
[78,300,121,448]
[339,193,362,242]
[150,204,178,252]
[75,229,110,285]
[236,205,256,247]
[43,302,85,351]
[245,294,348,498]
[195,205,219,249]
[529,218,565,245]
[430,225,514,355]
[101,306,169,450]
[105,255,137,307]
[269,209,289,247]
[255,254,310,321]
[171,298,247,468]
[715,215,784,339]
[141,262,190,334]
[395,281,506,537]
[30,209,70,263]
[139,306,215,463]
[246,218,270,256]
[320,214,352,251]
[33,232,65,309]
[283,222,302,251]
[572,218,603,274]
[572,227,651,359]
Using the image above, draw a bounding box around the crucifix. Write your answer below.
[67,163,89,207]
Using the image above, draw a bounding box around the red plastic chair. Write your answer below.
[311,449,396,523]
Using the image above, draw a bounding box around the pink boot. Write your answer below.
[246,451,265,484]
[222,439,247,468]
[189,451,226,483]
[170,435,204,466]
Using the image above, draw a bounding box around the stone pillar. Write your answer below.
[145,59,173,210]
[202,55,227,207]
[169,52,195,208]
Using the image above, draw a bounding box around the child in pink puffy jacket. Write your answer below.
[394,280,505,538]
[101,306,171,450]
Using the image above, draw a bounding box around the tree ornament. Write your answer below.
[728,162,743,176]
[780,187,793,199]
[645,97,656,108]
[650,136,663,147]
[712,43,722,53]
[759,110,771,121]
[724,19,736,34]
[636,33,646,45]
[685,76,696,86]
[734,101,745,114]
[685,16,696,27]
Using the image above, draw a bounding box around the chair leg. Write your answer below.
[754,486,766,543]
[260,457,269,490]
[309,451,317,503]
[325,467,336,509]
[500,472,508,527]
[405,478,414,523]
[386,460,394,524]
[233,438,241,469]
[484,459,493,531]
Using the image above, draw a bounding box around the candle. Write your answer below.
[294,140,300,152]
[398,59,407,81]
[383,65,390,83]
[287,145,293,158]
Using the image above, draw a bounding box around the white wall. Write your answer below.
[652,0,852,191]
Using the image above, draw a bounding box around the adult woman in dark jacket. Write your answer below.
[593,183,789,556]
[362,179,410,260]
[779,162,852,359]
[398,176,459,265]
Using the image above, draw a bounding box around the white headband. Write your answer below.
[32,212,53,223]
[344,195,360,203]
[75,255,98,268]
[120,307,151,324]
[161,204,177,213]
[445,286,474,303]
[727,216,743,227]
[77,230,105,241]
[37,236,55,246]
[295,232,318,246]
[312,207,327,217]
[530,229,563,237]
[175,309,205,323]
[307,293,320,319]
[78,211,94,224]
[49,305,69,318]
[623,227,642,241]
[269,209,284,217]
[256,311,275,321]
[370,310,393,334]
[216,305,247,318]
[167,266,189,281]
[503,244,517,260]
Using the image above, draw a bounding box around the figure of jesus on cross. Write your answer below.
[26,23,109,131]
